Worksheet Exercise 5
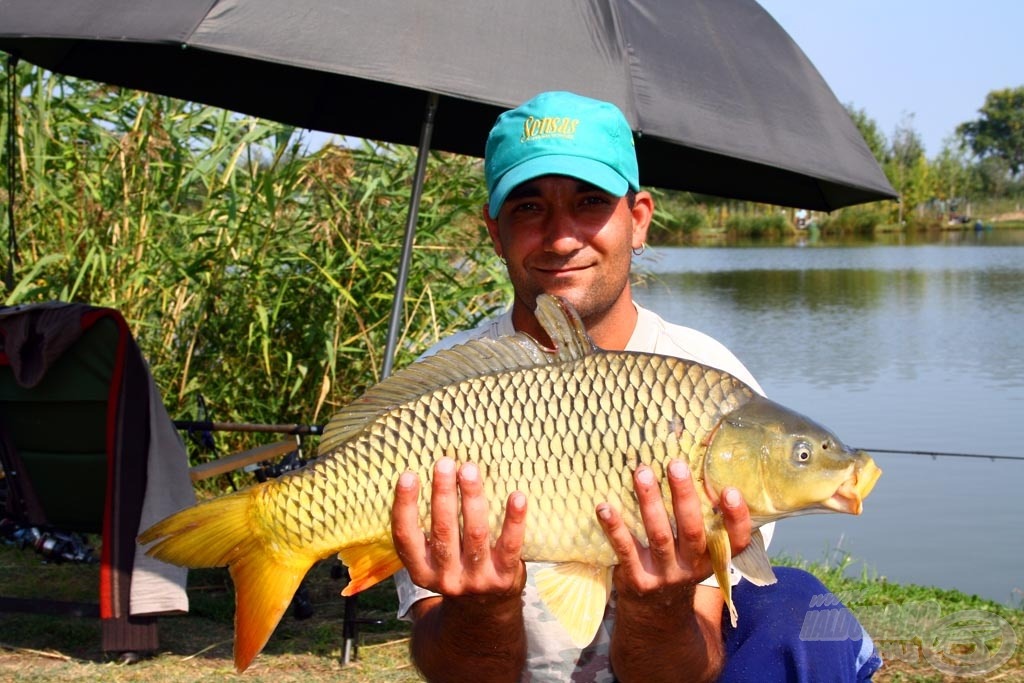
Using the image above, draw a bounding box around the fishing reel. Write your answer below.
[252,448,310,482]
[1,518,98,564]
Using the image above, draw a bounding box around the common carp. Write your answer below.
[140,294,880,671]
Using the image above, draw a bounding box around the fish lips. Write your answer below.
[821,457,882,515]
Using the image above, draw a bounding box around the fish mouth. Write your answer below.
[822,458,882,515]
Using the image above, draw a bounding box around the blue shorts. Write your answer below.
[721,567,882,681]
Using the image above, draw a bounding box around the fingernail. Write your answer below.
[398,471,417,489]
[668,460,690,480]
[460,462,478,481]
[724,487,741,508]
[436,458,455,474]
[511,491,526,510]
[597,504,612,521]
[636,467,654,486]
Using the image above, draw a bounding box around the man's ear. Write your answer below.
[482,203,503,258]
[630,191,654,248]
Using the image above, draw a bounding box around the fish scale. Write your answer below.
[139,294,880,671]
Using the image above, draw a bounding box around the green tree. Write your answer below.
[956,86,1024,177]
[844,103,887,164]
[969,155,1013,198]
[932,137,971,204]
[884,115,932,222]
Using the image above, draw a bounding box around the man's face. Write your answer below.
[484,175,651,327]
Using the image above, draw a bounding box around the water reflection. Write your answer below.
[692,226,1024,249]
[633,242,1024,604]
[637,248,1024,391]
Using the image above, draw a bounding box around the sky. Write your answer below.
[756,0,1023,157]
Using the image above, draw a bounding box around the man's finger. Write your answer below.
[667,460,706,557]
[428,457,460,566]
[457,462,491,568]
[720,486,752,557]
[391,471,428,574]
[493,491,528,580]
[595,502,640,569]
[633,466,676,572]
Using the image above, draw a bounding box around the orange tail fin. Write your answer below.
[139,488,317,672]
[229,546,313,671]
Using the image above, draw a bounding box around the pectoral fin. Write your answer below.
[705,520,737,627]
[730,528,777,587]
[535,562,613,647]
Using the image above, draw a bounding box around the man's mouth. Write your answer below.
[536,263,590,275]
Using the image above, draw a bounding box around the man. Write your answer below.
[390,91,880,682]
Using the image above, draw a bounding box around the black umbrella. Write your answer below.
[0,0,895,366]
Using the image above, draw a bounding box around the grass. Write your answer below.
[775,553,1024,682]
[0,541,417,682]
[2,63,506,459]
[2,539,1020,682]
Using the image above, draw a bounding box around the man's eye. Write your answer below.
[581,195,611,206]
[510,201,540,213]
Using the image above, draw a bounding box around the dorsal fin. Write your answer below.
[535,293,596,360]
[318,294,596,454]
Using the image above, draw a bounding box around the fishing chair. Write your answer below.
[0,302,195,659]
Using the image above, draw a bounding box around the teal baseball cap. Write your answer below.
[484,91,640,218]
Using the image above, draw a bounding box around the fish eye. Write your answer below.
[793,442,813,465]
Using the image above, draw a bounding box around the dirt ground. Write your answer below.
[992,210,1024,222]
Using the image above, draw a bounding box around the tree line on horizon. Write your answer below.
[844,85,1023,225]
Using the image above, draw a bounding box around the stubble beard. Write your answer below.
[511,260,631,329]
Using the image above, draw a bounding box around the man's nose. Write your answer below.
[542,209,584,254]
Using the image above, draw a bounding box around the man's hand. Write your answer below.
[391,457,528,598]
[597,459,751,595]
[596,459,752,683]
[391,457,530,683]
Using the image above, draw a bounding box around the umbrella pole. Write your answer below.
[380,92,439,379]
[4,55,19,291]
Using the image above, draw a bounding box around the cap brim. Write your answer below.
[488,155,631,218]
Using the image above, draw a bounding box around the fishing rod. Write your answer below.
[172,421,324,436]
[174,393,325,439]
[855,447,1024,463]
[170,422,1022,462]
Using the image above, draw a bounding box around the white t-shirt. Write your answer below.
[395,302,773,682]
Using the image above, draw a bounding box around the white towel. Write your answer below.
[130,375,197,616]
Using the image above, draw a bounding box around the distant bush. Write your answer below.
[650,204,710,245]
[724,213,791,239]
[817,206,886,236]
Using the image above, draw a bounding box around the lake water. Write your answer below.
[633,233,1024,605]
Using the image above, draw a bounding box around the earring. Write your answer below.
[632,243,647,257]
